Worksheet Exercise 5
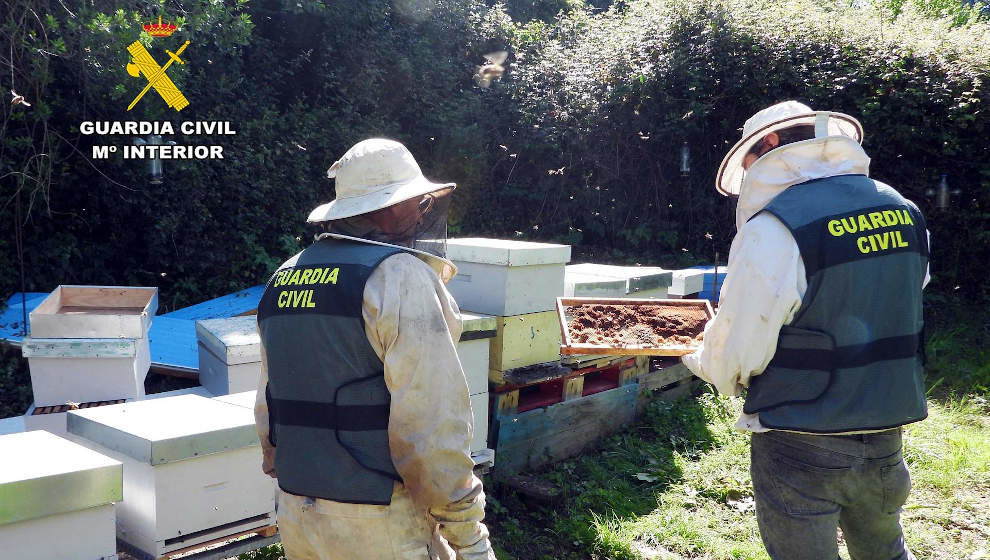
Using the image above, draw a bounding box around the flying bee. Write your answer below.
[10,89,31,107]
[474,51,508,89]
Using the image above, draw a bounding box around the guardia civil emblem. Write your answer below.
[125,16,190,112]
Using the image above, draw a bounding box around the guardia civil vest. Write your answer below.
[743,174,929,433]
[257,238,404,504]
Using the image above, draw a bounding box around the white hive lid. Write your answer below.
[446,238,571,267]
[566,264,672,292]
[0,431,122,525]
[212,390,257,409]
[195,316,261,365]
[67,394,260,465]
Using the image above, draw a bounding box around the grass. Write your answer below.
[487,392,990,560]
[484,303,990,560]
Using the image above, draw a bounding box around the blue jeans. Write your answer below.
[750,429,916,560]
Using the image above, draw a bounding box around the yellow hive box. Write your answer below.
[488,310,562,374]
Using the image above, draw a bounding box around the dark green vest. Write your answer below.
[257,238,404,504]
[743,175,929,433]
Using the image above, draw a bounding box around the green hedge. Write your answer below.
[1,0,987,305]
[484,0,989,294]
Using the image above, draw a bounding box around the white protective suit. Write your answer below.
[255,246,495,560]
[682,136,929,432]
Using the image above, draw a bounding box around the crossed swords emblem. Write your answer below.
[125,40,190,111]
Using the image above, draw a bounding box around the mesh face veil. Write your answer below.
[410,186,452,258]
[326,186,453,258]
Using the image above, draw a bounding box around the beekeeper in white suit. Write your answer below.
[683,101,929,560]
[254,138,495,560]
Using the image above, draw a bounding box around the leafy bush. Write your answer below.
[1,0,508,309]
[481,0,989,297]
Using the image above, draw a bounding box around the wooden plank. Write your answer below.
[635,355,650,374]
[636,362,694,392]
[496,384,639,475]
[489,361,570,386]
[562,376,584,400]
[60,286,158,310]
[495,391,518,416]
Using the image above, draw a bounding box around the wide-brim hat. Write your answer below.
[308,138,455,223]
[716,101,864,196]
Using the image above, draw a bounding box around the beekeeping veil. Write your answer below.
[307,139,456,277]
[715,101,864,197]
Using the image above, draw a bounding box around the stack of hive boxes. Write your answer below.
[0,430,122,560]
[66,394,277,559]
[446,238,571,417]
[20,285,158,437]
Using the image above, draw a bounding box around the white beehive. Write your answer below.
[446,238,571,316]
[0,431,122,560]
[457,312,496,397]
[565,264,672,299]
[22,337,150,407]
[469,393,488,454]
[669,269,706,298]
[196,316,262,396]
[458,312,495,454]
[24,286,157,406]
[67,394,276,559]
[564,272,627,297]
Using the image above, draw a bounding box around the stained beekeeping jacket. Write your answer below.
[255,236,494,560]
[683,136,930,433]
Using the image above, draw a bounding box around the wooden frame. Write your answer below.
[556,297,714,356]
[30,286,158,339]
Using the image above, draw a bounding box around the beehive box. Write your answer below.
[457,312,496,396]
[196,316,262,396]
[669,269,706,298]
[67,395,276,559]
[28,285,158,339]
[0,431,122,560]
[24,286,157,407]
[22,337,150,406]
[489,310,562,373]
[564,272,627,298]
[565,264,672,299]
[469,393,488,453]
[446,238,571,316]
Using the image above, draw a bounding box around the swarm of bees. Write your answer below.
[474,51,507,89]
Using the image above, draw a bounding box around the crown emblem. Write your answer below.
[143,16,177,38]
